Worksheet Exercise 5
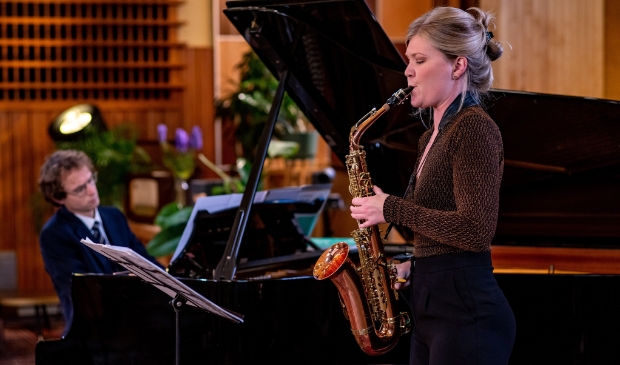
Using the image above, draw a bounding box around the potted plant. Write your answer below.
[55,124,152,210]
[146,51,320,260]
[215,50,318,163]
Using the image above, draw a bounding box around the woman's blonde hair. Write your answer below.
[407,6,503,102]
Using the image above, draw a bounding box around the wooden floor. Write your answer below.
[0,316,64,365]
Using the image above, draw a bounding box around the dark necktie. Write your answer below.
[91,221,119,272]
[91,221,107,245]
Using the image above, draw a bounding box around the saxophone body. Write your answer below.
[313,87,412,356]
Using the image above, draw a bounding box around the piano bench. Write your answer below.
[0,291,59,343]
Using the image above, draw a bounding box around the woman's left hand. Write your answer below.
[350,185,389,228]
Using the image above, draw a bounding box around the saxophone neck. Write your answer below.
[350,106,387,147]
[349,87,413,147]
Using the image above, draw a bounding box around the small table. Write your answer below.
[0,290,59,341]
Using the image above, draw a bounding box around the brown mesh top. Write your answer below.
[383,106,504,258]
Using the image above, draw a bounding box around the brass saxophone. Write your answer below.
[313,87,413,356]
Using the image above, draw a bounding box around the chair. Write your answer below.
[0,251,60,342]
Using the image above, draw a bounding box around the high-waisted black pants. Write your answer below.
[409,251,516,365]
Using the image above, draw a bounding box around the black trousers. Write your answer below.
[409,251,516,365]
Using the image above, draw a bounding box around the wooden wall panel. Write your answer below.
[183,47,216,177]
[605,0,620,100]
[0,107,182,292]
[0,1,204,292]
[14,113,33,291]
[480,0,605,98]
[376,0,435,43]
[0,43,213,292]
[2,0,618,292]
[0,114,18,259]
[28,112,56,291]
[0,110,54,292]
[216,39,250,99]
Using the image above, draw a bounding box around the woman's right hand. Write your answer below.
[393,260,412,289]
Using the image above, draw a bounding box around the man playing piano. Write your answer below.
[38,149,163,336]
[350,6,516,365]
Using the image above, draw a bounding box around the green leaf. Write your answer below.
[235,158,263,191]
[154,202,181,225]
[146,223,187,257]
[268,140,299,159]
[148,202,193,257]
[159,207,193,230]
[153,203,192,228]
[214,50,310,163]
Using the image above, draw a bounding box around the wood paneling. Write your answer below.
[216,38,250,99]
[0,46,214,293]
[480,0,605,98]
[217,0,237,36]
[3,0,620,293]
[376,0,435,43]
[605,0,620,100]
[183,47,216,177]
[379,1,618,100]
[0,1,185,107]
[0,110,55,292]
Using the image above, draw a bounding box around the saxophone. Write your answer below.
[313,87,413,356]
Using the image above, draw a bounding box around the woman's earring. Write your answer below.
[453,75,457,80]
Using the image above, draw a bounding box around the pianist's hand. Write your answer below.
[350,185,388,228]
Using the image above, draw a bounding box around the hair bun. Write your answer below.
[467,7,503,61]
[486,38,503,61]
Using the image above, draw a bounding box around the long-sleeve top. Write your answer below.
[383,97,504,259]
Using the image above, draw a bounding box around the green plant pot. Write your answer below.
[281,131,319,159]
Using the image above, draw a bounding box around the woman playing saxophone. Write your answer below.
[350,6,516,365]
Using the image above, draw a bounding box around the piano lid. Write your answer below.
[223,0,422,199]
[485,90,620,244]
[224,0,620,245]
[485,89,620,186]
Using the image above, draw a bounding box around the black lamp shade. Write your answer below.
[48,104,107,142]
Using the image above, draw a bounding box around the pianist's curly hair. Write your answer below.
[406,6,504,105]
[39,149,95,206]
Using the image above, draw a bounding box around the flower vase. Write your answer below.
[173,177,189,208]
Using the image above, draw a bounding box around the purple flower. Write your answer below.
[175,128,189,153]
[190,126,203,150]
[157,124,168,143]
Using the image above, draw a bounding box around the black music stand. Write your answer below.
[81,239,243,365]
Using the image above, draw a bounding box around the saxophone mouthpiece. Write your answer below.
[386,86,414,107]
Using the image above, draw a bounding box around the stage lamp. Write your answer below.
[48,104,107,142]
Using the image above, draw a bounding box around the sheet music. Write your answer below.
[81,238,243,324]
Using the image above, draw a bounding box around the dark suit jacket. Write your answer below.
[39,205,163,335]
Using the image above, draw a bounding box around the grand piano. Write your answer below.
[36,1,620,364]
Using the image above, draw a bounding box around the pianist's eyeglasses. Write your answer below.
[67,172,98,197]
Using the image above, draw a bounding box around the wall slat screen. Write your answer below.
[0,0,188,292]
[0,0,184,106]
